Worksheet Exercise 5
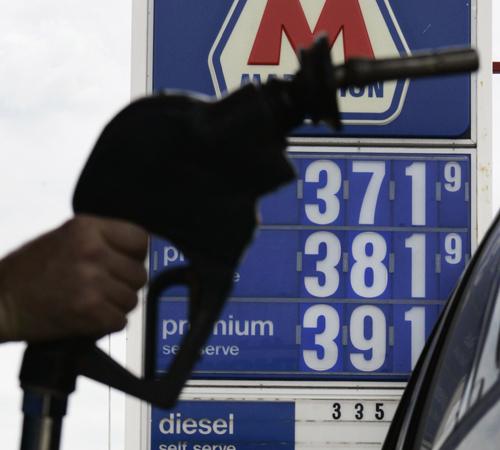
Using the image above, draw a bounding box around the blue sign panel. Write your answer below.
[150,153,471,380]
[153,0,472,138]
[151,401,295,450]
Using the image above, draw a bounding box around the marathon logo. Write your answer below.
[209,0,411,125]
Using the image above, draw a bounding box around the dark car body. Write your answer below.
[383,211,500,450]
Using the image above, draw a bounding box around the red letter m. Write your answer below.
[248,0,374,65]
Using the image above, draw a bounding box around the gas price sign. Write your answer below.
[150,152,471,380]
[130,0,487,447]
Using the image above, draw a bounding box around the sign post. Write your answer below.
[128,0,491,448]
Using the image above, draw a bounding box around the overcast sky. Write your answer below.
[0,2,131,449]
[0,2,499,450]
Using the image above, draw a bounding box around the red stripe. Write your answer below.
[493,62,500,73]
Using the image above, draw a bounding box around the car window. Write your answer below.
[408,223,500,450]
[438,378,500,450]
[453,401,500,450]
[433,283,500,449]
[463,285,500,411]
[449,392,500,450]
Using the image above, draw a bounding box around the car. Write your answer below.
[382,210,500,449]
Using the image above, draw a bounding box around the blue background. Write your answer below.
[151,401,295,450]
[155,300,446,379]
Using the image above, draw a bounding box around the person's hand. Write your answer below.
[0,215,148,342]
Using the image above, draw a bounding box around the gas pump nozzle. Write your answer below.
[21,38,479,417]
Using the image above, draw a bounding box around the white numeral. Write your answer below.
[444,162,462,192]
[304,232,342,297]
[305,160,342,224]
[351,233,388,298]
[405,307,426,369]
[405,234,426,298]
[444,233,462,264]
[405,162,426,225]
[352,161,385,224]
[350,306,387,371]
[302,305,340,371]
